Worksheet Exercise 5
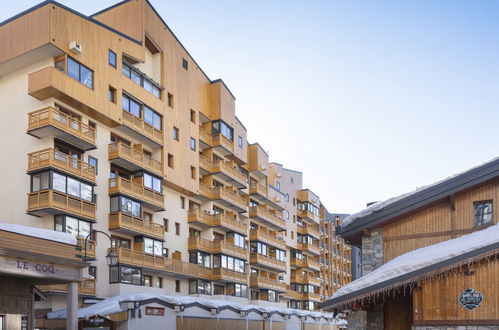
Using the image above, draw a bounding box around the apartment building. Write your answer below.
[0,0,351,328]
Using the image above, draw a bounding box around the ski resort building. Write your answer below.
[321,157,499,329]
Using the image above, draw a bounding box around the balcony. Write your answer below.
[199,156,247,189]
[211,268,247,284]
[199,184,247,212]
[187,209,247,235]
[188,237,247,260]
[249,182,268,200]
[248,206,286,231]
[119,110,163,147]
[249,229,285,250]
[108,142,163,177]
[198,127,212,149]
[38,278,96,296]
[27,107,96,150]
[291,273,321,286]
[28,148,96,183]
[284,289,303,300]
[249,253,286,272]
[297,209,320,224]
[297,225,321,239]
[108,177,164,211]
[249,276,286,292]
[77,238,96,259]
[212,134,234,156]
[109,212,164,240]
[297,242,321,256]
[303,292,322,302]
[290,258,320,271]
[28,190,96,221]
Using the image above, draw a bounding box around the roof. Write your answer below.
[340,156,499,243]
[325,213,350,222]
[0,222,76,245]
[320,223,499,311]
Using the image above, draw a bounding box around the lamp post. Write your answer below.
[83,230,118,266]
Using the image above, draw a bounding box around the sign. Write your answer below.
[459,288,483,311]
[145,307,165,316]
[0,256,80,281]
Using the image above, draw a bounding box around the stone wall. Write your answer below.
[361,228,383,275]
[346,310,366,330]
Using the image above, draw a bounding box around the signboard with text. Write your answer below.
[0,256,81,281]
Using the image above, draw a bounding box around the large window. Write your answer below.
[213,255,245,273]
[31,170,93,202]
[298,234,313,245]
[143,106,162,131]
[143,172,162,193]
[144,237,163,256]
[274,248,286,262]
[189,251,211,268]
[298,201,320,216]
[212,120,234,141]
[110,196,141,218]
[67,57,93,88]
[122,62,161,98]
[251,242,267,256]
[122,94,162,130]
[109,265,142,285]
[189,279,211,295]
[475,201,493,227]
[226,283,247,298]
[54,215,91,239]
[226,232,246,249]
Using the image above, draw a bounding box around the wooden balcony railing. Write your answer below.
[187,209,247,234]
[249,229,285,249]
[164,257,211,279]
[109,177,164,210]
[199,183,247,211]
[77,238,96,259]
[249,182,268,197]
[28,148,96,183]
[297,242,321,255]
[199,127,212,145]
[212,134,233,153]
[108,142,163,176]
[284,289,303,300]
[28,190,96,220]
[297,209,320,223]
[297,225,321,239]
[38,278,96,296]
[121,110,163,146]
[290,258,320,271]
[248,206,286,230]
[211,268,247,284]
[303,292,322,302]
[249,253,286,272]
[291,273,321,286]
[249,276,287,292]
[27,106,96,147]
[199,156,246,186]
[109,212,164,240]
[188,237,247,260]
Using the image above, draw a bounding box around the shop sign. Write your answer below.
[0,256,80,281]
[459,288,483,311]
[145,307,165,316]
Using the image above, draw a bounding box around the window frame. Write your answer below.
[108,50,117,68]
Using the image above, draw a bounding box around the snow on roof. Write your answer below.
[330,223,499,303]
[48,293,344,324]
[342,156,499,227]
[0,222,76,245]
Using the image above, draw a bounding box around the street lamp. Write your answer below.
[83,230,118,266]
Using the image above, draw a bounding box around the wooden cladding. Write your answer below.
[187,237,247,260]
[249,206,286,231]
[121,110,163,146]
[109,212,164,240]
[297,225,321,239]
[199,156,247,188]
[187,209,247,234]
[297,242,321,256]
[290,257,321,271]
[297,209,320,224]
[211,268,247,284]
[249,275,287,292]
[249,229,286,250]
[27,189,96,220]
[249,253,286,272]
[291,273,321,286]
[249,182,268,198]
[199,183,247,212]
[38,278,96,296]
[108,177,164,210]
[108,142,163,176]
[28,148,96,183]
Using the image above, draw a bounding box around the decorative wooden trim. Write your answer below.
[384,225,492,242]
[414,320,499,326]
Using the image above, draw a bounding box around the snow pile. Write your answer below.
[48,293,340,322]
[332,223,499,300]
[343,156,499,227]
[0,222,76,245]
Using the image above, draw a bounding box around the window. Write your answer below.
[110,195,141,218]
[189,252,210,268]
[175,280,180,292]
[180,196,185,209]
[173,127,179,141]
[214,284,225,295]
[144,237,163,256]
[167,93,174,107]
[88,156,98,175]
[213,254,245,273]
[55,215,91,239]
[163,218,169,232]
[226,283,247,298]
[238,136,243,148]
[475,201,493,227]
[175,222,180,236]
[88,266,97,279]
[190,166,196,180]
[285,211,289,220]
[143,172,162,193]
[286,194,289,202]
[182,58,188,70]
[122,94,162,130]
[143,106,162,130]
[122,62,161,98]
[108,86,116,103]
[291,231,294,239]
[109,265,142,285]
[67,57,93,88]
[211,120,233,141]
[190,109,196,123]
[108,50,117,67]
[31,170,93,202]
[111,236,131,249]
[226,232,246,249]
[154,277,163,288]
[190,137,196,151]
[168,154,174,168]
[276,181,280,191]
[143,275,152,287]
[189,279,211,295]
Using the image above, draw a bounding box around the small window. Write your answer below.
[109,50,117,67]
[190,166,196,180]
[168,154,174,169]
[163,218,169,232]
[190,109,196,123]
[176,279,181,292]
[276,181,280,191]
[182,58,188,70]
[238,136,243,148]
[475,201,493,227]
[190,137,196,151]
[88,266,97,279]
[291,231,294,239]
[88,156,98,175]
[291,177,294,184]
[175,222,180,236]
[285,211,289,220]
[180,196,185,209]
[173,127,179,141]
[167,93,174,107]
[143,275,152,287]
[108,86,116,103]
[155,277,163,288]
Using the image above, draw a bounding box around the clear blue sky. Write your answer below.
[3,1,499,214]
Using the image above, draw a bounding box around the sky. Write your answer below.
[2,0,499,214]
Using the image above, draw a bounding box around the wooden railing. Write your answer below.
[284,289,303,300]
[199,183,247,210]
[290,257,320,271]
[297,225,321,239]
[164,257,211,279]
[28,148,96,182]
[249,229,285,249]
[297,209,320,222]
[249,182,268,196]
[28,190,96,220]
[212,134,233,153]
[121,110,163,145]
[211,268,247,284]
[109,177,164,209]
[108,142,163,176]
[77,238,96,259]
[250,276,287,291]
[109,212,164,240]
[303,292,322,302]
[38,278,96,296]
[297,242,321,255]
[199,157,247,186]
[188,237,247,259]
[199,127,212,145]
[249,253,286,271]
[291,273,321,286]
[248,206,286,230]
[27,106,96,145]
[187,209,247,234]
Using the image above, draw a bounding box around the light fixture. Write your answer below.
[106,249,118,266]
